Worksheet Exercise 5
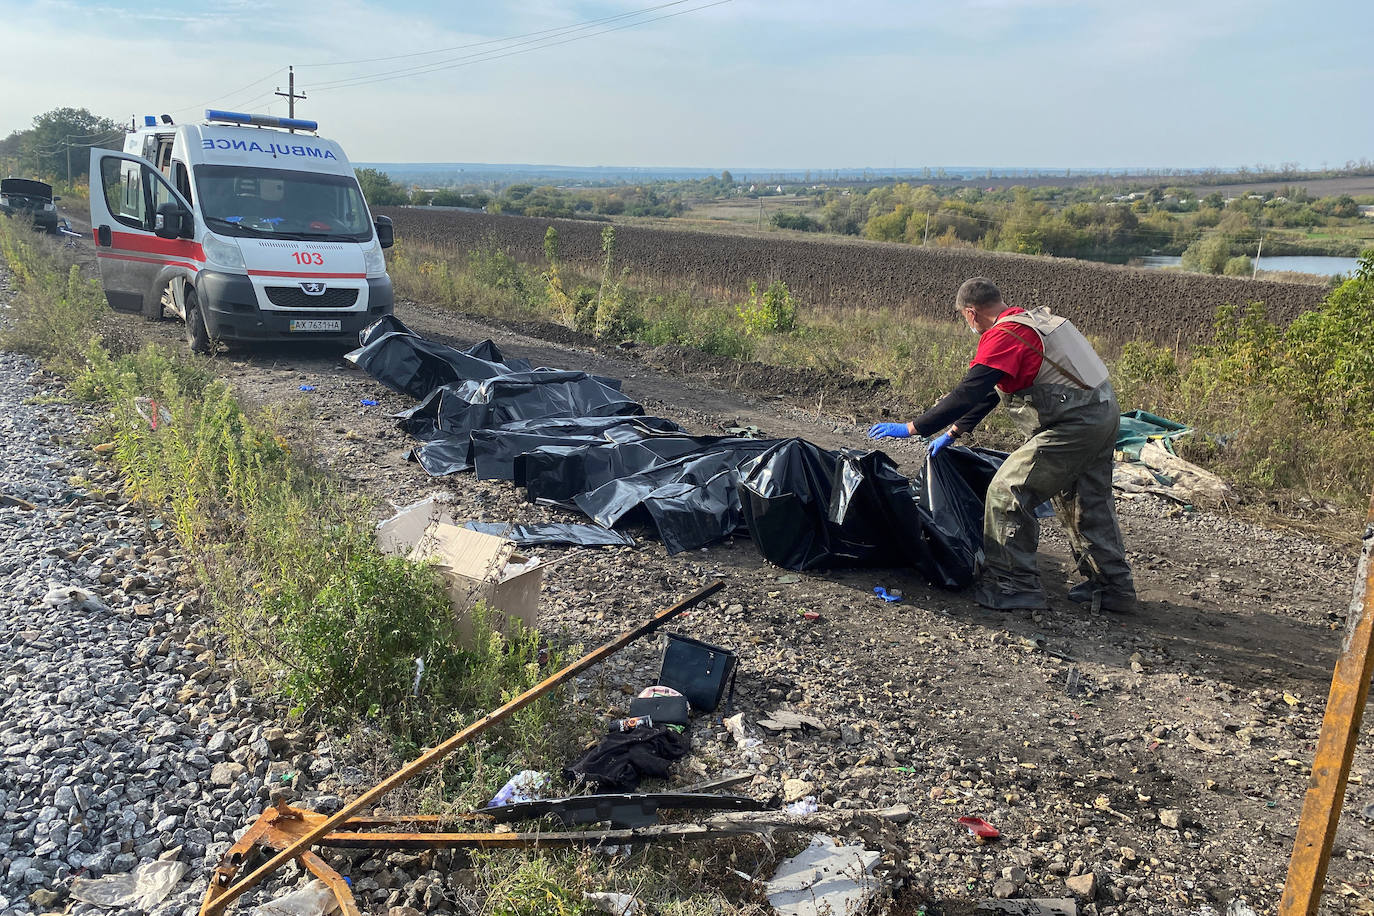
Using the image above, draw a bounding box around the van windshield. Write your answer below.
[192,165,373,242]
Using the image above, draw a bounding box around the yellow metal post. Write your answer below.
[1280,491,1374,915]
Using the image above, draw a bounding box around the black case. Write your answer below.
[627,694,690,726]
[658,632,738,713]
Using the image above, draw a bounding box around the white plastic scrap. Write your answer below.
[723,712,761,749]
[582,891,642,916]
[43,584,109,613]
[784,796,819,816]
[487,769,551,807]
[248,879,340,916]
[70,859,188,909]
[765,833,883,916]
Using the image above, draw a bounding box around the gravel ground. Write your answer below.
[0,268,358,915]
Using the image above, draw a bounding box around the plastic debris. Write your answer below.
[582,891,642,916]
[247,878,337,916]
[462,520,636,548]
[411,657,425,697]
[722,712,762,749]
[487,770,551,808]
[873,586,903,603]
[43,585,109,613]
[133,397,173,429]
[70,859,188,909]
[359,399,379,406]
[957,816,1001,840]
[298,384,316,392]
[765,834,883,916]
[785,796,819,816]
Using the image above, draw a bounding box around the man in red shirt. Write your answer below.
[868,277,1136,613]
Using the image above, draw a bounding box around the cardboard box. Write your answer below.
[377,498,543,642]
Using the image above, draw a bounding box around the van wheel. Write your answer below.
[184,291,211,354]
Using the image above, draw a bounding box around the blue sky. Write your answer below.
[2,0,1370,170]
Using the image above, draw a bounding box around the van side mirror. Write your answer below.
[53,196,62,203]
[154,201,186,240]
[374,215,394,249]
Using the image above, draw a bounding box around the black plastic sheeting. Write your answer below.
[352,317,1005,586]
[345,314,530,400]
[397,371,642,442]
[739,440,1004,588]
[462,521,637,548]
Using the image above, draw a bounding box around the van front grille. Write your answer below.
[264,286,359,309]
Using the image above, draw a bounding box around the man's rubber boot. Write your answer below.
[1068,580,1139,614]
[974,580,1048,611]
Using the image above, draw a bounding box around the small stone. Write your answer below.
[782,779,815,803]
[1066,872,1098,898]
[992,879,1018,898]
[389,907,423,916]
[210,762,247,787]
[1159,808,1184,829]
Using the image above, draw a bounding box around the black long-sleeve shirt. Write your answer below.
[910,364,1006,437]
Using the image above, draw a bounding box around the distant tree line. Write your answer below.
[0,107,123,184]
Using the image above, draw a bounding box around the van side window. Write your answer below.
[172,161,193,204]
[103,158,146,230]
[142,136,157,163]
[157,139,174,175]
[101,157,183,233]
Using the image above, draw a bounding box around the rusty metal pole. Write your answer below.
[200,580,723,916]
[1280,491,1374,915]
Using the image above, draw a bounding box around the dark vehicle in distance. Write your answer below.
[1,178,60,233]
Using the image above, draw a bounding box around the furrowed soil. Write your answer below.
[381,207,1332,346]
[36,224,1374,914]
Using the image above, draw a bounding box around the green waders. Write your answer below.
[980,381,1136,605]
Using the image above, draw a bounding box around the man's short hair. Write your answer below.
[955,277,1003,311]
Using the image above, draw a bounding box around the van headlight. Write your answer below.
[363,241,386,276]
[42,202,55,212]
[203,234,245,271]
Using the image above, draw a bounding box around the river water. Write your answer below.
[1140,255,1362,276]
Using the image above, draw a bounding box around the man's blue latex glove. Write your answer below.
[867,422,910,440]
[927,431,955,456]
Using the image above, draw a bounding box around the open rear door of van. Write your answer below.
[88,148,199,316]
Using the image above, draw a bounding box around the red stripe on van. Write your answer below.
[110,230,205,261]
[98,252,200,272]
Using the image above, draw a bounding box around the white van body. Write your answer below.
[89,112,394,348]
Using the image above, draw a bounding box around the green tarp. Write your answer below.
[1116,410,1191,460]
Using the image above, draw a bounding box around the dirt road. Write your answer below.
[58,222,1374,912]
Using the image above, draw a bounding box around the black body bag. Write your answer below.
[657,632,738,713]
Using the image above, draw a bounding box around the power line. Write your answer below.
[299,0,694,69]
[168,68,289,117]
[310,0,730,93]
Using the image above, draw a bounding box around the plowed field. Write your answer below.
[381,208,1328,345]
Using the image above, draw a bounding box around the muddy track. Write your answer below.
[43,225,1374,912]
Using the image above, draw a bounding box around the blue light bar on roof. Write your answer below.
[204,109,319,132]
[144,116,157,126]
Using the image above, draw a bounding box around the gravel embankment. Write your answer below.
[0,273,347,914]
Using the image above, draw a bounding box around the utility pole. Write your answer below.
[1254,235,1263,278]
[65,139,71,189]
[757,196,763,230]
[275,66,306,130]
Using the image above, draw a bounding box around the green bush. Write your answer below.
[1223,255,1253,276]
[736,280,798,336]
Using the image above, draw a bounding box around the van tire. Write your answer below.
[184,291,211,354]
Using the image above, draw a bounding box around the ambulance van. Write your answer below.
[89,110,394,351]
